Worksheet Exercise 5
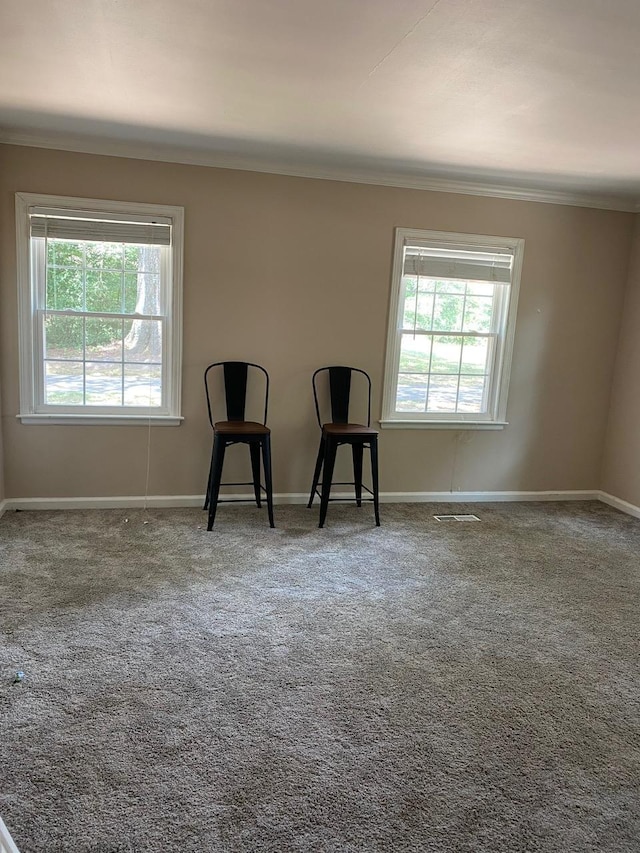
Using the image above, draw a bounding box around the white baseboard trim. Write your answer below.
[3,489,600,513]
[0,500,7,519]
[377,490,599,503]
[0,816,21,853]
[597,491,640,520]
[5,495,206,511]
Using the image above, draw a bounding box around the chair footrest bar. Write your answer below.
[213,498,269,505]
[314,484,374,496]
[323,497,375,503]
[313,489,375,503]
[218,482,269,493]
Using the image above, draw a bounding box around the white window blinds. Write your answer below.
[29,207,172,246]
[403,244,513,283]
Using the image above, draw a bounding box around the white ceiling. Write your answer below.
[2,0,640,208]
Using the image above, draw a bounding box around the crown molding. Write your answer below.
[1,129,638,213]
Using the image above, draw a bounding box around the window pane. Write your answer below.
[124,245,143,271]
[124,272,160,315]
[463,295,493,333]
[432,294,464,331]
[457,376,486,413]
[124,320,162,363]
[399,334,432,373]
[124,365,162,407]
[431,337,463,373]
[435,280,465,294]
[84,241,124,270]
[403,291,435,331]
[48,239,83,267]
[461,338,490,374]
[85,270,123,313]
[124,273,138,313]
[468,282,494,297]
[85,318,123,362]
[417,278,436,295]
[44,315,83,360]
[426,376,458,413]
[131,245,161,274]
[402,274,417,299]
[46,267,83,311]
[85,362,123,405]
[395,374,428,412]
[45,361,83,405]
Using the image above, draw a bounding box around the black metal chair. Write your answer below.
[204,361,275,530]
[307,366,380,528]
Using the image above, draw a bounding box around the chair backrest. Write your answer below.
[204,361,269,426]
[311,366,372,427]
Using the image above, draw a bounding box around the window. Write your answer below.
[381,228,524,429]
[16,194,184,424]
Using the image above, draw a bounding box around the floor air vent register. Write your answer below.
[433,514,481,522]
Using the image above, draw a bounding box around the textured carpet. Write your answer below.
[1,501,639,853]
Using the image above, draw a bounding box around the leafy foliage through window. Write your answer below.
[397,276,499,415]
[43,239,162,407]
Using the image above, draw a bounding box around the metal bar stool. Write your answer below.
[307,365,380,528]
[203,361,275,530]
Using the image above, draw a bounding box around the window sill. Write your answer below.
[379,419,508,430]
[18,414,184,426]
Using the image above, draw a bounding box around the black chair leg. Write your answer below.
[307,439,325,508]
[370,437,380,526]
[261,435,275,528]
[249,442,262,508]
[207,436,226,531]
[319,438,337,528]
[203,444,215,510]
[352,443,364,507]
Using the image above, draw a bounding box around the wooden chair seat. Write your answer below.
[214,420,270,435]
[322,422,377,436]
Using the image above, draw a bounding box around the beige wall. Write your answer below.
[0,143,634,500]
[602,214,640,505]
[0,384,4,504]
[0,146,7,504]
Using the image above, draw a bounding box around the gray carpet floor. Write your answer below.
[1,501,639,852]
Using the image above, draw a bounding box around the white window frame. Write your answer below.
[381,228,524,430]
[15,193,184,425]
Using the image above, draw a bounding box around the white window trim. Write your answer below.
[15,193,184,425]
[380,227,524,429]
